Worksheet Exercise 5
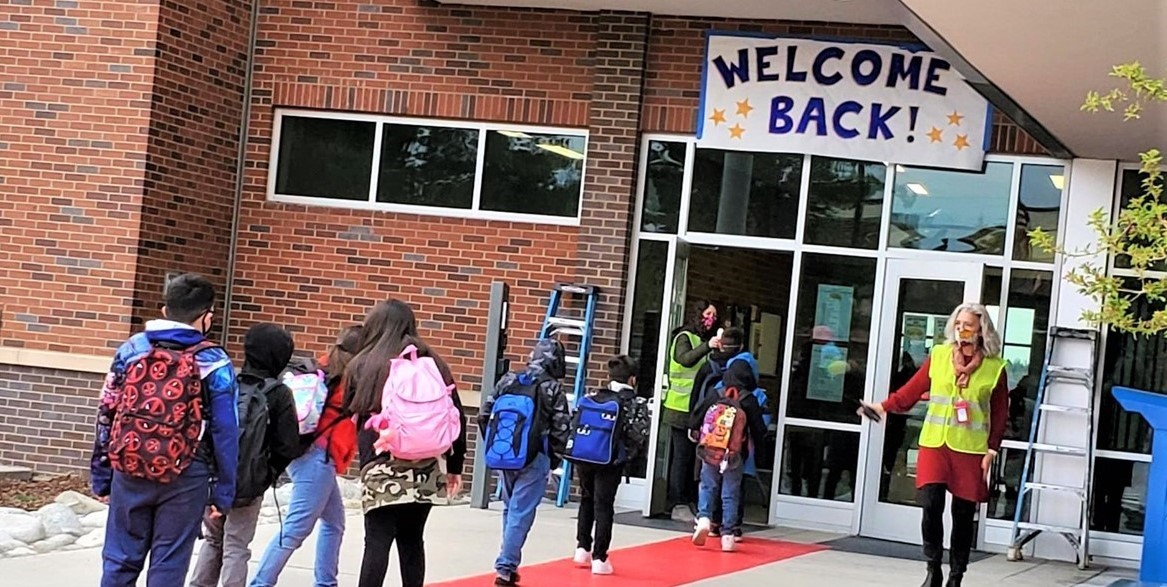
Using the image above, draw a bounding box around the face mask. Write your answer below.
[956,327,978,345]
[701,314,716,330]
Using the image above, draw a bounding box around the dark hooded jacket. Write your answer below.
[479,338,572,467]
[238,323,301,491]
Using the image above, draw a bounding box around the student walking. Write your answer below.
[345,300,466,587]
[190,323,300,587]
[91,274,240,587]
[568,355,650,575]
[478,339,571,586]
[249,325,362,587]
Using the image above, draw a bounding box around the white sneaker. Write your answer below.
[692,517,711,546]
[721,534,737,552]
[573,548,592,567]
[592,559,614,575]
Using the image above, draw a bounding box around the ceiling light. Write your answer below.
[498,130,532,139]
[906,183,928,196]
[1050,174,1065,190]
[537,143,585,160]
[896,165,906,173]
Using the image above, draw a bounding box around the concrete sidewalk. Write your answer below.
[0,502,1137,586]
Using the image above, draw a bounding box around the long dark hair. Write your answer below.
[343,299,450,415]
[326,324,362,382]
[671,298,717,339]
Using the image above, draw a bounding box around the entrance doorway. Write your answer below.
[643,243,794,527]
[859,258,983,544]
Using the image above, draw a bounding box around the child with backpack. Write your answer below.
[248,325,362,587]
[190,323,301,587]
[344,301,466,587]
[478,338,572,586]
[91,274,239,587]
[688,329,768,553]
[567,355,650,575]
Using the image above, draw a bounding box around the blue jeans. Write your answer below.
[495,452,551,578]
[697,462,744,534]
[101,460,210,587]
[250,445,346,587]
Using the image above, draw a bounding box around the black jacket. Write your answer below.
[238,323,301,502]
[479,339,572,468]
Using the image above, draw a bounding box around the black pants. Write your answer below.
[667,425,697,509]
[358,503,433,587]
[577,464,623,561]
[918,484,976,574]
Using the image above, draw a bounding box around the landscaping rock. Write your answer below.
[339,478,362,501]
[75,529,104,549]
[36,503,84,537]
[81,509,108,529]
[0,513,45,543]
[6,546,36,557]
[54,491,107,516]
[0,533,24,554]
[32,534,76,553]
[274,484,294,506]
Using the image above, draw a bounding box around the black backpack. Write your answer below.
[234,374,278,505]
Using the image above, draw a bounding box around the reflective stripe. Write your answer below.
[663,332,705,413]
[924,415,987,432]
[918,344,1006,454]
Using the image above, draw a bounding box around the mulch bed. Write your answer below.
[0,474,90,511]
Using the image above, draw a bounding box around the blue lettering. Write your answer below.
[756,46,780,82]
[797,97,829,136]
[784,45,807,82]
[832,101,862,139]
[868,103,901,139]
[812,47,845,86]
[923,58,951,96]
[769,95,795,134]
[851,50,882,86]
[712,49,751,89]
[887,53,922,90]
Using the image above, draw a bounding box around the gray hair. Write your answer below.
[943,302,1002,358]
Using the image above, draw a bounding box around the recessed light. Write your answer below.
[498,130,532,139]
[1050,174,1065,190]
[896,165,907,173]
[537,143,585,160]
[906,183,928,196]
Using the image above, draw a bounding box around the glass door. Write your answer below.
[641,239,690,516]
[859,258,983,544]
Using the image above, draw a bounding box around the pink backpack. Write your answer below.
[364,345,461,461]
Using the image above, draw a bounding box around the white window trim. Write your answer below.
[266,108,590,227]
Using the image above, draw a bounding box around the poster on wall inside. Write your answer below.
[813,284,854,341]
[807,343,848,402]
[697,32,991,171]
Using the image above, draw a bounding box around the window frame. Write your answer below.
[266,108,589,226]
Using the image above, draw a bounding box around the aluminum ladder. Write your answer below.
[1007,327,1097,569]
[491,283,600,507]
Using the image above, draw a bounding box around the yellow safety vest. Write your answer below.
[663,331,705,414]
[918,343,1006,455]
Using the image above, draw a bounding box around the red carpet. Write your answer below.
[429,536,825,586]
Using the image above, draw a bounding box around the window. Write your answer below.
[276,116,375,201]
[1013,165,1064,262]
[270,111,587,222]
[640,140,685,234]
[688,149,802,239]
[805,157,887,249]
[888,162,1014,255]
[779,426,860,502]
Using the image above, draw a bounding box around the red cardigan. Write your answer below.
[315,354,357,474]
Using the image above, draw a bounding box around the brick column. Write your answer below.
[577,11,650,384]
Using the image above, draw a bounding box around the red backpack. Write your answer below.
[109,341,219,483]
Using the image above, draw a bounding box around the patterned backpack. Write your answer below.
[696,387,748,471]
[109,341,218,483]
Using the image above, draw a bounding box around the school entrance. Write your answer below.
[619,135,1068,551]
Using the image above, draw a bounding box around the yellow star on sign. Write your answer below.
[736,99,754,118]
[927,127,944,143]
[947,111,964,126]
[728,123,745,139]
[709,108,727,126]
[953,134,970,151]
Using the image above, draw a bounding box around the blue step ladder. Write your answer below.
[491,283,600,507]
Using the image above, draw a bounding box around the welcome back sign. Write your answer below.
[697,32,991,171]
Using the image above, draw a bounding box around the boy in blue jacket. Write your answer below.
[91,274,239,587]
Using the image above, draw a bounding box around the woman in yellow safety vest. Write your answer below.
[860,302,1008,587]
[661,300,720,521]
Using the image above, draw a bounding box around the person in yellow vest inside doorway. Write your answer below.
[662,300,721,522]
[859,302,1008,587]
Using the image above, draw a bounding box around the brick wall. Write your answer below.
[0,0,160,353]
[131,0,255,328]
[0,364,101,474]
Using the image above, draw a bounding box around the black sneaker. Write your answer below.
[494,572,521,586]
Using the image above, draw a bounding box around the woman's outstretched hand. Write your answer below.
[857,401,886,423]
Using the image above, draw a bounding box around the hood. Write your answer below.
[242,323,295,379]
[525,338,566,380]
[722,360,758,392]
[143,319,205,348]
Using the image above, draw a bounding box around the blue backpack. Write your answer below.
[484,376,543,471]
[564,393,623,466]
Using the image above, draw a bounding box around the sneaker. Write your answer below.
[692,517,711,546]
[734,529,744,543]
[573,548,592,567]
[592,559,614,575]
[494,572,521,586]
[709,525,721,538]
[721,534,737,552]
[672,504,696,524]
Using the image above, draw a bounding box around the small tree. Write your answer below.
[1030,63,1167,335]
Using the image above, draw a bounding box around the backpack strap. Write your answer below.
[399,345,419,360]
